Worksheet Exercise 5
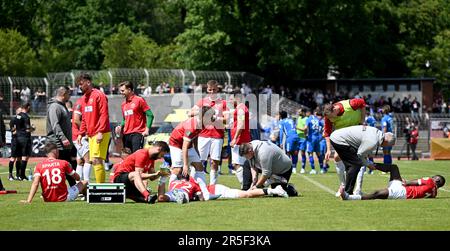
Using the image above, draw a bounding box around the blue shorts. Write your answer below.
[298,138,306,151]
[307,139,321,153]
[319,140,326,155]
[382,146,392,151]
[286,136,300,152]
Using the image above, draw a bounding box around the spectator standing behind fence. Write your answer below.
[409,122,419,160]
[20,86,31,105]
[46,86,77,186]
[115,81,154,153]
[76,73,111,183]
[33,87,47,115]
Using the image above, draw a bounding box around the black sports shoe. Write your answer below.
[147,194,158,204]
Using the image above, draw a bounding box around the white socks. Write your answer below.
[353,166,366,195]
[335,161,346,186]
[209,170,218,185]
[235,166,243,186]
[196,177,211,200]
[169,173,178,184]
[83,163,92,182]
[76,165,83,179]
[194,170,207,186]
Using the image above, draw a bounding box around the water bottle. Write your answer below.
[28,168,33,181]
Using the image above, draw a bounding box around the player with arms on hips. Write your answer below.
[340,163,445,200]
[323,98,367,196]
[21,142,88,203]
[189,80,228,185]
[115,81,154,153]
[168,106,215,185]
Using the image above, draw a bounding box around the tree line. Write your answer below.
[1,0,449,88]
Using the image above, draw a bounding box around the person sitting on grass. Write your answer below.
[340,164,445,200]
[21,142,88,203]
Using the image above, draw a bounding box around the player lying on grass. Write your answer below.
[340,163,446,200]
[152,173,289,204]
[21,142,88,203]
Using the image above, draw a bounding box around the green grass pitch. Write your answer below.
[1,160,449,230]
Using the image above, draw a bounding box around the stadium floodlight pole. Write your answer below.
[70,72,75,90]
[7,77,13,116]
[225,71,231,86]
[44,78,49,103]
[107,70,113,97]
[191,71,196,84]
[144,69,150,87]
[180,69,185,87]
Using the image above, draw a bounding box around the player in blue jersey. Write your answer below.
[365,108,377,175]
[279,111,300,173]
[304,108,325,174]
[381,105,394,165]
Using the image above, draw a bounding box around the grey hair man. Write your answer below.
[239,140,298,196]
[330,125,396,196]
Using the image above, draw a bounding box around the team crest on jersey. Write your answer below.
[89,98,93,104]
[131,103,136,109]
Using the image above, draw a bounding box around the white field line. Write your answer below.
[299,175,335,195]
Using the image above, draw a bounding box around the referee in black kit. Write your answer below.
[330,125,396,195]
[9,103,34,180]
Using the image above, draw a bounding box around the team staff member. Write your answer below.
[110,141,169,203]
[330,125,396,195]
[115,81,154,153]
[76,73,111,183]
[46,86,76,186]
[239,140,298,196]
[323,98,366,196]
[21,143,88,203]
[189,80,228,185]
[9,103,34,181]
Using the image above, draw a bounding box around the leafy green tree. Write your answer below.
[0,29,41,76]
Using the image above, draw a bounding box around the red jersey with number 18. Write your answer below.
[34,158,74,202]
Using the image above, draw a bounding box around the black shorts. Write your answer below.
[114,172,145,202]
[11,137,31,157]
[123,133,144,153]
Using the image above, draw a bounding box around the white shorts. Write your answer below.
[169,146,201,168]
[197,137,223,161]
[231,145,246,165]
[209,184,239,199]
[74,137,89,159]
[387,180,407,199]
[66,185,81,201]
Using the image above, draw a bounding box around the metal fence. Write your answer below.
[1,68,265,116]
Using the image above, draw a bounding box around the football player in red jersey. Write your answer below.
[110,141,170,203]
[115,81,154,153]
[21,143,88,203]
[189,80,228,185]
[340,164,445,200]
[168,106,215,185]
[154,174,289,204]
